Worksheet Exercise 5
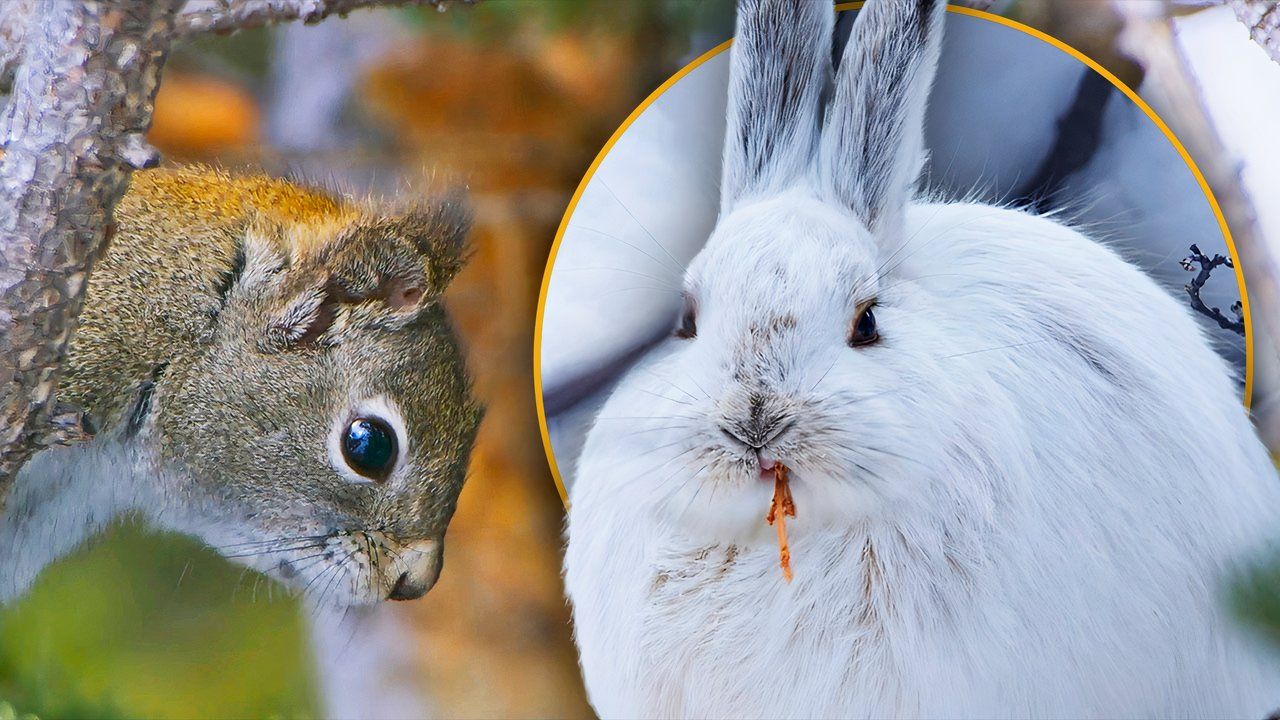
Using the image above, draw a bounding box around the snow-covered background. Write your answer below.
[541,9,1250,489]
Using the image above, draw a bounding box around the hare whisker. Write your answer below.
[635,447,708,502]
[616,424,695,441]
[569,224,687,275]
[633,366,707,402]
[880,212,1008,279]
[875,200,950,276]
[805,357,839,394]
[596,285,681,301]
[595,414,702,422]
[676,463,714,519]
[218,543,325,560]
[557,265,683,289]
[936,338,1052,360]
[634,386,698,407]
[210,534,331,552]
[597,178,684,271]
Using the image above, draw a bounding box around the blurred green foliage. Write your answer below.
[170,28,274,89]
[0,523,317,719]
[1232,557,1280,650]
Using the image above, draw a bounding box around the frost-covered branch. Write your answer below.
[176,0,469,37]
[1227,0,1280,64]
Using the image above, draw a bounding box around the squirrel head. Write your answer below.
[154,193,482,604]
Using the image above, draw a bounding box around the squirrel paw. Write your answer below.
[38,403,97,448]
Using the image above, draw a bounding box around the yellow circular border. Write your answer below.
[533,2,1254,506]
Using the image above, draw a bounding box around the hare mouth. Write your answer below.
[755,447,779,472]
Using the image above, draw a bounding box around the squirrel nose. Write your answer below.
[386,538,443,601]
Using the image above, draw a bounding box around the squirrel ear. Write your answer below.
[235,221,289,290]
[818,0,946,245]
[385,196,472,295]
[251,197,472,351]
[719,0,833,214]
[265,285,334,349]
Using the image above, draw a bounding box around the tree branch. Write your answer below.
[176,0,466,37]
[0,0,182,500]
[1228,0,1280,64]
[1182,244,1246,334]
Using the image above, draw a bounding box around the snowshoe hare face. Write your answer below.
[161,201,482,604]
[632,0,951,539]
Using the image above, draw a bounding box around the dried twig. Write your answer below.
[1182,244,1246,334]
[765,464,796,582]
[176,0,466,37]
[0,1,182,501]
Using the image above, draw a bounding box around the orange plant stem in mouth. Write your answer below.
[765,464,797,582]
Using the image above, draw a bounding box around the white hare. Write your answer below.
[563,0,1280,717]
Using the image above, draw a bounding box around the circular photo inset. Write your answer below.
[539,6,1249,498]
[537,3,1275,718]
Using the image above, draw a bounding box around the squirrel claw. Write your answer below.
[40,403,96,448]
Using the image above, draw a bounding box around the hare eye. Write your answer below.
[675,295,697,339]
[849,305,878,347]
[341,418,398,481]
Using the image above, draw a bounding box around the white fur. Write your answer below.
[0,438,158,603]
[564,1,1280,717]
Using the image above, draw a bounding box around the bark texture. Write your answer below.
[0,1,181,499]
[0,0,33,93]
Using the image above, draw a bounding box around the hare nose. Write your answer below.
[386,538,444,601]
[721,391,789,444]
[720,414,792,452]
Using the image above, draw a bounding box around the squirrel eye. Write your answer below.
[675,295,697,339]
[849,304,878,347]
[341,418,398,481]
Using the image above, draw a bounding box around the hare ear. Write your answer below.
[720,0,833,214]
[819,0,945,244]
